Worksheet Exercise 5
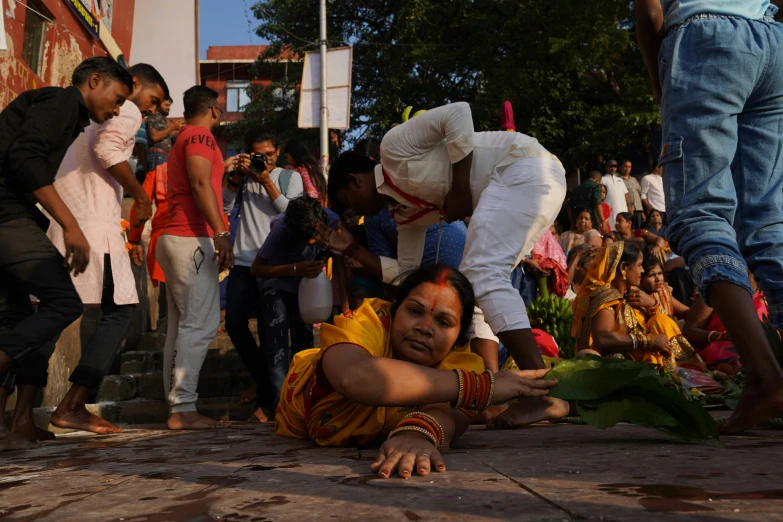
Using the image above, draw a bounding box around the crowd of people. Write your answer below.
[1,0,783,481]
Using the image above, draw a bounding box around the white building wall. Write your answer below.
[130,0,198,117]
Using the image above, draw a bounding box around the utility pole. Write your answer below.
[319,0,329,177]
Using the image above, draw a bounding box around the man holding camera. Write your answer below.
[223,128,303,423]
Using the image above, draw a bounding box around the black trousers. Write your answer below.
[225,266,275,410]
[0,217,84,388]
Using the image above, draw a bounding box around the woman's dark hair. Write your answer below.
[327,151,378,207]
[390,265,476,347]
[617,241,643,273]
[642,250,662,274]
[244,127,280,152]
[617,212,633,224]
[284,139,327,199]
[72,56,134,92]
[574,208,593,226]
[285,196,326,241]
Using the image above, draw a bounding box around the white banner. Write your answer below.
[298,47,353,129]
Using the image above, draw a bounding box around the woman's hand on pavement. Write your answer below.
[372,432,444,479]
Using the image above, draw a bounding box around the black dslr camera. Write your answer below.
[249,153,267,174]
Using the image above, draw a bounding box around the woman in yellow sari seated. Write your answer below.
[276,265,558,479]
[571,241,695,369]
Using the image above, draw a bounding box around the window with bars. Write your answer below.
[226,80,251,113]
[22,0,48,77]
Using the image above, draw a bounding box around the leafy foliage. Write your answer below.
[247,0,660,169]
[546,356,720,441]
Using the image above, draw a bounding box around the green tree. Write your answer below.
[245,0,659,171]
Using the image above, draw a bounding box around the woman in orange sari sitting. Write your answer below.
[572,242,696,369]
[276,265,558,479]
[639,251,689,320]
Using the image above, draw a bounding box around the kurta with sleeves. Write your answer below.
[375,102,565,341]
[45,100,141,305]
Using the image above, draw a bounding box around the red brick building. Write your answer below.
[200,45,301,157]
[0,0,135,109]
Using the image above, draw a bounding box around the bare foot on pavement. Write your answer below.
[721,383,783,434]
[11,413,56,441]
[0,428,39,452]
[246,407,273,424]
[51,406,123,435]
[167,412,229,430]
[239,383,257,404]
[490,396,569,429]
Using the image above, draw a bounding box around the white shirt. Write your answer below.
[223,167,304,267]
[601,174,628,231]
[376,102,557,283]
[641,173,666,212]
[45,100,141,305]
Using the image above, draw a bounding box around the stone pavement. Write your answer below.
[1,420,782,522]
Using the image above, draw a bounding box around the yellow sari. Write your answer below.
[275,298,485,447]
[571,242,695,369]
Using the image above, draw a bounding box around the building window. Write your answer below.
[226,81,251,113]
[22,0,48,77]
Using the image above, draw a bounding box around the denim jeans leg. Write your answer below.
[658,17,765,303]
[260,288,293,408]
[226,267,275,410]
[730,20,783,328]
[70,255,135,388]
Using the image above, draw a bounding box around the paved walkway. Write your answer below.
[1,419,782,521]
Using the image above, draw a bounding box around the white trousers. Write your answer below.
[156,234,220,414]
[461,156,567,339]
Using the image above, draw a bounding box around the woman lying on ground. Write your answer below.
[639,251,689,320]
[275,265,558,479]
[683,272,767,370]
[571,241,699,369]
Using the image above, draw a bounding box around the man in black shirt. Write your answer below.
[0,56,134,452]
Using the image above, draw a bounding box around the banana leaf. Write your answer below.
[545,356,720,441]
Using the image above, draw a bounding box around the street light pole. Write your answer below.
[319,0,329,177]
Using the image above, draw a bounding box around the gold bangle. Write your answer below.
[482,370,496,412]
[452,369,464,409]
[387,425,438,448]
[403,412,445,450]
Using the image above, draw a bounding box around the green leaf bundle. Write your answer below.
[545,356,720,441]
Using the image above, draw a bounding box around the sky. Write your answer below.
[199,0,267,59]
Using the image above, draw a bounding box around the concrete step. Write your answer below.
[135,330,238,354]
[26,397,257,434]
[120,349,246,376]
[98,369,252,402]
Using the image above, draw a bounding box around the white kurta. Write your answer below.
[45,100,141,306]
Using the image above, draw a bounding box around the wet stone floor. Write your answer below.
[1,419,783,521]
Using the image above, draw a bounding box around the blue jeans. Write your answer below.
[259,287,313,408]
[147,151,168,172]
[659,8,783,327]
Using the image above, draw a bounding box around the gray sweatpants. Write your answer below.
[156,234,220,414]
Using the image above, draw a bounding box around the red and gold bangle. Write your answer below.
[451,369,495,413]
[387,425,438,448]
[401,412,445,450]
[453,369,464,409]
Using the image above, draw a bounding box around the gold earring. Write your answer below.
[622,269,627,280]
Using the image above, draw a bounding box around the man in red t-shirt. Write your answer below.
[157,86,234,430]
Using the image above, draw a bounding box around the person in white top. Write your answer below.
[320,102,570,427]
[641,166,666,223]
[601,160,632,231]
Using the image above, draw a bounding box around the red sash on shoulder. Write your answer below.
[381,167,442,225]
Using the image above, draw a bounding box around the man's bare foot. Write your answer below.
[246,407,273,424]
[721,383,783,434]
[239,383,257,404]
[167,412,228,430]
[51,406,123,435]
[11,413,56,441]
[489,396,570,429]
[0,429,39,452]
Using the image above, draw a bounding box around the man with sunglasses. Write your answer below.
[157,86,234,430]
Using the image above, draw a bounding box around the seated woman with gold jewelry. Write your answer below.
[571,242,698,369]
[275,265,559,479]
[639,250,689,320]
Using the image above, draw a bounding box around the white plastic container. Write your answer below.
[298,270,333,324]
